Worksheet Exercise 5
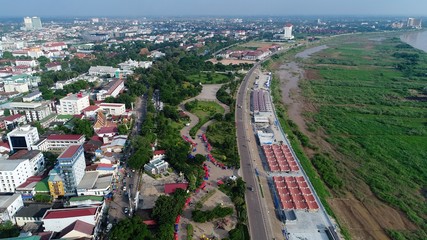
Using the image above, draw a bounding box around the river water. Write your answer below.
[400,30,427,53]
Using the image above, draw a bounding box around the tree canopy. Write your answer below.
[110,216,153,240]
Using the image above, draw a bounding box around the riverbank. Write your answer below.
[270,33,427,240]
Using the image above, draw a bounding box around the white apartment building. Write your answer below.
[4,83,29,93]
[0,194,24,222]
[58,93,90,115]
[95,79,124,101]
[15,60,38,67]
[7,125,40,151]
[284,24,294,40]
[99,103,126,116]
[0,159,33,192]
[88,66,119,77]
[33,134,85,152]
[0,101,55,123]
[9,150,45,175]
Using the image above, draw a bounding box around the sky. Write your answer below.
[0,0,426,17]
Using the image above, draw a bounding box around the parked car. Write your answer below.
[123,207,129,214]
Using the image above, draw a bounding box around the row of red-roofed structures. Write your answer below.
[182,135,197,147]
[206,154,226,169]
[263,144,299,172]
[273,176,319,211]
[201,134,212,152]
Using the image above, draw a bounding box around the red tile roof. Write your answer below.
[47,134,84,141]
[96,126,118,135]
[58,145,82,159]
[43,207,98,220]
[58,220,94,238]
[82,105,100,112]
[3,114,24,122]
[0,141,10,150]
[164,183,188,194]
[99,103,124,107]
[16,175,43,188]
[154,150,166,155]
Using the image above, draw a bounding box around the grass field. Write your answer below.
[298,35,427,239]
[185,100,225,137]
[186,72,230,84]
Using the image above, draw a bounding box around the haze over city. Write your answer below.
[0,0,426,17]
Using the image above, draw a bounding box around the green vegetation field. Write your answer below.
[185,100,225,137]
[298,35,427,239]
[186,72,230,84]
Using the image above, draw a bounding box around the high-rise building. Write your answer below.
[57,145,86,195]
[283,24,294,40]
[31,17,42,29]
[23,17,33,30]
[7,125,40,151]
[407,18,422,29]
[58,93,90,115]
[23,17,42,30]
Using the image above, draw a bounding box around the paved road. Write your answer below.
[235,63,273,240]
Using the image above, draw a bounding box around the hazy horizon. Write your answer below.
[0,0,426,18]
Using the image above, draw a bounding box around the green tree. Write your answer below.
[0,221,19,238]
[1,51,15,60]
[110,216,153,240]
[33,122,46,135]
[3,109,10,116]
[118,124,129,135]
[73,119,93,138]
[37,56,51,69]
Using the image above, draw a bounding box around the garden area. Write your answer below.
[184,100,225,137]
[186,72,232,84]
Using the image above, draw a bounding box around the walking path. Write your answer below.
[177,84,235,240]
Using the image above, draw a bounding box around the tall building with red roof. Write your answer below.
[57,144,86,195]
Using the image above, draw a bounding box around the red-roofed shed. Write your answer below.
[164,183,188,194]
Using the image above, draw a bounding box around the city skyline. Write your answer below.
[0,0,426,17]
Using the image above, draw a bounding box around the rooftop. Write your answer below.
[76,172,99,189]
[99,103,125,108]
[43,206,98,220]
[69,195,103,202]
[3,114,24,122]
[82,105,100,112]
[9,150,42,160]
[60,93,88,101]
[47,134,84,141]
[58,145,82,159]
[57,220,94,238]
[35,178,49,192]
[14,203,52,218]
[0,159,28,171]
[0,193,21,209]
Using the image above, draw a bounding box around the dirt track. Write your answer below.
[275,46,416,240]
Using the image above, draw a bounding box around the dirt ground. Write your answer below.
[275,46,417,240]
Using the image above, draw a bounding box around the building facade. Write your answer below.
[0,194,24,222]
[7,125,40,151]
[57,145,86,195]
[0,101,55,123]
[99,103,126,116]
[58,93,90,115]
[284,24,294,40]
[0,160,33,192]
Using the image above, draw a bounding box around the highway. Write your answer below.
[236,63,273,240]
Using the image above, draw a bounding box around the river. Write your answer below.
[400,30,427,53]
